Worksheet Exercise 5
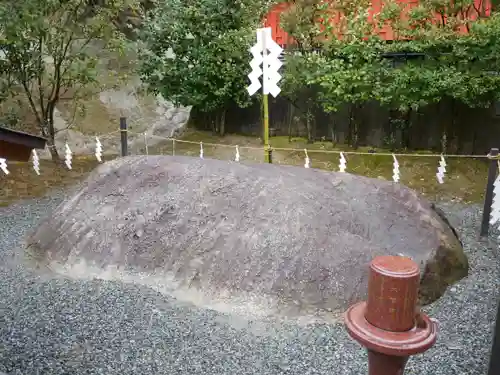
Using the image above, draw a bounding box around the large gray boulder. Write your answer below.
[26,155,468,319]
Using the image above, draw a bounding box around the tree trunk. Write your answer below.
[306,101,314,143]
[47,140,61,161]
[353,120,359,149]
[347,104,354,147]
[386,110,396,151]
[439,101,448,154]
[213,112,219,135]
[441,131,448,154]
[349,104,360,150]
[449,98,459,154]
[402,108,412,149]
[329,113,337,146]
[306,113,313,143]
[43,107,62,163]
[219,108,226,137]
[288,101,294,142]
[312,111,317,142]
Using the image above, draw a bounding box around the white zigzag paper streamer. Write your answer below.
[235,146,240,162]
[436,154,446,184]
[491,172,500,226]
[392,154,400,182]
[304,149,310,168]
[200,142,204,159]
[32,149,40,175]
[65,143,72,170]
[0,158,9,175]
[339,152,346,172]
[95,137,102,162]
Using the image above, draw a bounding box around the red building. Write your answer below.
[263,0,491,47]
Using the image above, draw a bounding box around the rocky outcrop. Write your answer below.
[30,42,192,159]
[39,90,190,159]
[26,156,468,320]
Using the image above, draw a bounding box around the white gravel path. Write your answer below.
[0,194,498,375]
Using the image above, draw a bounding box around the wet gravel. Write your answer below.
[0,193,498,375]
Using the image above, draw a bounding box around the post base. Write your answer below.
[368,350,408,375]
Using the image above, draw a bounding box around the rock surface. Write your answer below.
[38,77,190,159]
[25,156,468,320]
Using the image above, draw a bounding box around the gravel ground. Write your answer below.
[0,193,498,375]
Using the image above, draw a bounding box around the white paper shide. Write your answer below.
[32,149,40,175]
[235,146,240,162]
[95,137,103,162]
[339,152,346,173]
[65,143,72,170]
[490,174,500,226]
[0,158,9,175]
[392,154,400,182]
[436,155,446,184]
[247,27,283,98]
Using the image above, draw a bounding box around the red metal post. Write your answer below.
[344,256,437,375]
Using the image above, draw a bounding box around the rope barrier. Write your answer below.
[99,129,121,138]
[133,132,264,151]
[126,130,489,158]
[0,127,493,189]
[45,129,121,149]
[273,148,488,158]
[10,129,491,165]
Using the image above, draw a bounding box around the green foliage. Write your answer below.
[139,0,272,113]
[281,1,389,113]
[280,0,500,115]
[279,0,330,50]
[381,1,500,109]
[0,0,138,157]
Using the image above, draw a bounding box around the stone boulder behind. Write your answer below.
[26,155,468,320]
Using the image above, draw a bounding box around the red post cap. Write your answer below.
[344,256,437,358]
[364,255,420,332]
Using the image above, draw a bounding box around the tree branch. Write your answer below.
[37,36,46,119]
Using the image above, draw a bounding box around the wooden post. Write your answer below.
[262,28,271,164]
[480,148,498,237]
[488,300,500,375]
[263,94,271,163]
[120,117,128,157]
[344,256,437,375]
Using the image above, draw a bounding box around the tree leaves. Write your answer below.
[280,0,500,114]
[137,0,500,124]
[0,0,138,155]
[138,0,271,112]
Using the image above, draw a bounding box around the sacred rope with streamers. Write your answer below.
[0,129,492,181]
[127,130,490,158]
